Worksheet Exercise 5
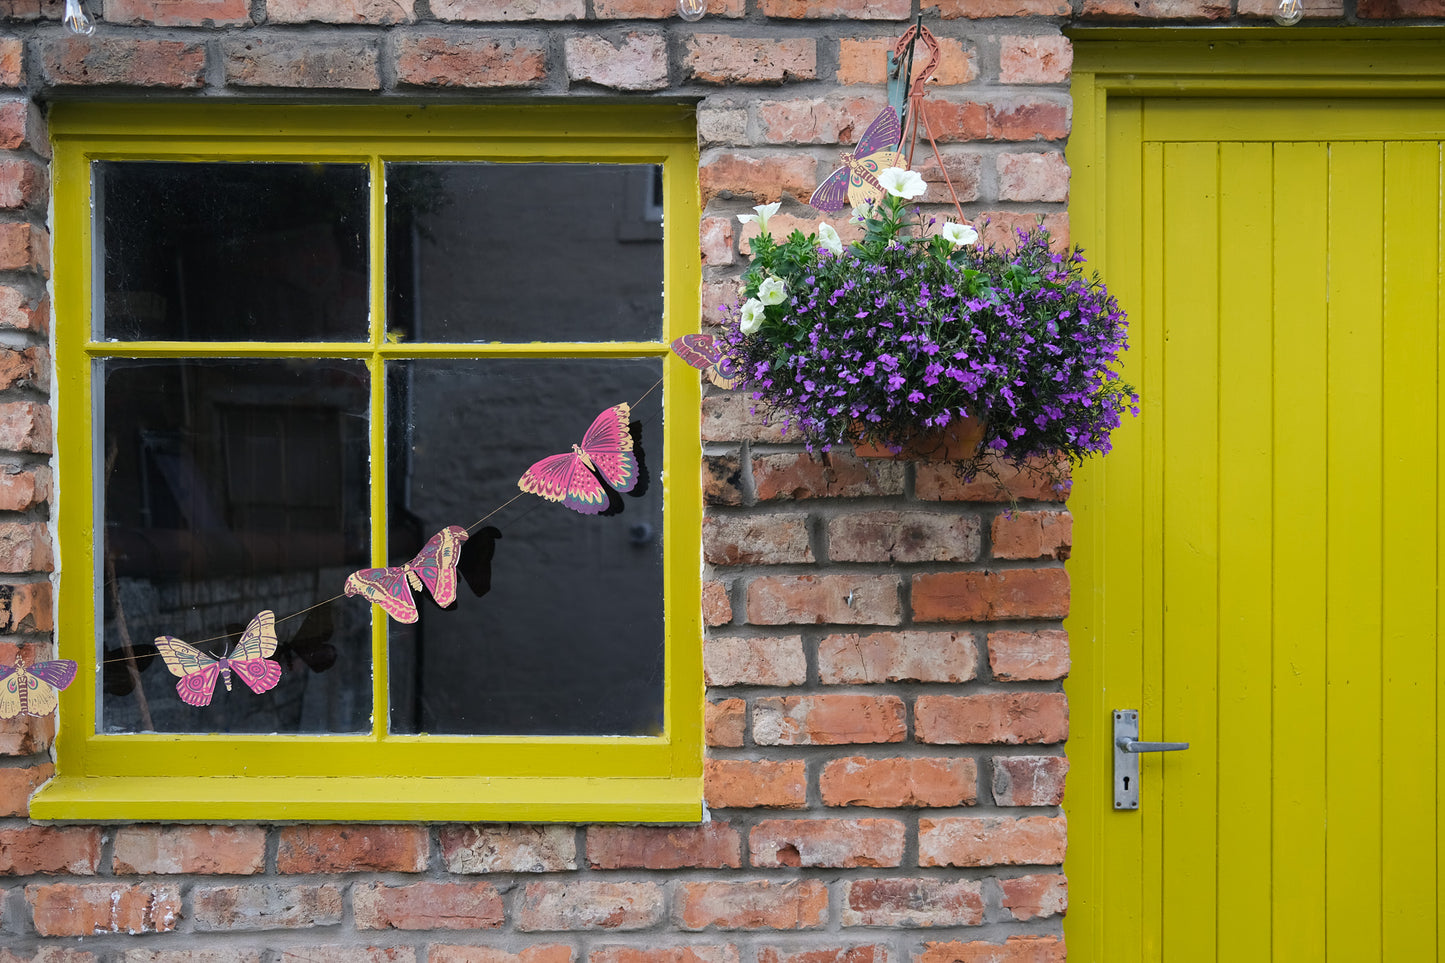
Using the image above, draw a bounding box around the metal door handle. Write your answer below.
[1117,739,1190,753]
[1113,710,1188,810]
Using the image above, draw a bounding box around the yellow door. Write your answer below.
[1068,38,1445,962]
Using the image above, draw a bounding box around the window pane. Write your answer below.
[386,163,664,343]
[100,359,372,734]
[97,162,370,342]
[387,358,666,735]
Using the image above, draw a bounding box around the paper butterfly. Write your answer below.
[343,525,470,625]
[155,610,282,708]
[672,334,742,390]
[0,656,77,718]
[809,105,905,213]
[518,403,638,515]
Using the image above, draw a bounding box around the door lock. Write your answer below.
[1113,709,1189,810]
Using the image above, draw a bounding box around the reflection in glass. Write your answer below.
[97,162,369,342]
[387,358,665,736]
[100,359,372,734]
[386,163,664,343]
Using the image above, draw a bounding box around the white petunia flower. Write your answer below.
[757,275,787,306]
[850,201,874,224]
[817,222,844,256]
[739,298,767,334]
[737,201,782,230]
[877,167,927,200]
[938,221,979,248]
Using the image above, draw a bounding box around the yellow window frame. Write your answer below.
[36,103,704,822]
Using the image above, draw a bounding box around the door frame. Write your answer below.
[1064,25,1445,961]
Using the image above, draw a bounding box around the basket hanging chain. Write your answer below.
[891,24,967,224]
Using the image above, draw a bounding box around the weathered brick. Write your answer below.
[431,0,584,19]
[0,464,50,511]
[702,579,734,627]
[27,882,181,936]
[700,152,818,203]
[991,511,1072,560]
[754,694,905,746]
[998,873,1066,920]
[704,759,807,809]
[705,698,746,747]
[597,0,744,14]
[430,948,575,963]
[0,710,53,755]
[818,630,977,685]
[757,950,888,963]
[915,693,1068,746]
[0,160,45,210]
[268,0,416,23]
[698,104,750,147]
[123,950,263,963]
[113,826,266,875]
[277,825,427,873]
[105,0,252,25]
[40,36,207,87]
[703,454,743,506]
[705,635,806,687]
[918,815,1066,868]
[987,630,1069,682]
[916,98,1071,143]
[916,456,1068,503]
[992,755,1067,806]
[223,37,380,90]
[996,153,1069,204]
[838,36,975,86]
[998,36,1072,85]
[439,825,577,874]
[702,393,788,443]
[750,818,905,868]
[1080,0,1229,15]
[827,511,980,563]
[685,36,816,85]
[0,582,51,632]
[353,880,504,930]
[977,212,1070,251]
[674,880,828,931]
[396,33,542,89]
[760,0,909,16]
[915,151,984,205]
[191,883,343,931]
[587,823,742,870]
[0,345,45,391]
[927,0,1069,13]
[566,33,667,91]
[590,949,738,963]
[705,515,814,566]
[911,569,1068,622]
[739,211,863,256]
[277,951,416,963]
[700,216,736,267]
[747,574,901,626]
[0,826,100,875]
[820,756,977,808]
[0,759,52,816]
[841,877,984,927]
[0,100,47,156]
[0,523,54,573]
[753,452,905,501]
[0,37,21,88]
[0,223,46,274]
[0,288,47,333]
[758,96,889,145]
[516,880,664,931]
[916,936,1064,963]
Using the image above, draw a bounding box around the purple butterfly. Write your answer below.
[809,106,904,213]
[518,403,638,515]
[344,526,471,625]
[671,334,742,390]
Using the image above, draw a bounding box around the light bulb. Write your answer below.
[63,0,95,35]
[1273,0,1303,25]
[677,0,706,21]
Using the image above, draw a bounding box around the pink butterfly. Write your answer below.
[0,656,77,718]
[672,334,742,390]
[343,525,470,624]
[518,403,638,515]
[809,106,904,213]
[155,610,282,708]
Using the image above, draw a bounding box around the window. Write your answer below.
[38,105,703,821]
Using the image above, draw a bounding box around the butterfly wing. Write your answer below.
[28,659,77,691]
[154,636,222,707]
[520,451,610,514]
[344,567,420,624]
[227,610,283,696]
[0,664,21,718]
[578,403,638,495]
[405,526,470,610]
[706,353,743,390]
[846,150,905,209]
[810,165,853,213]
[674,334,743,390]
[854,106,903,158]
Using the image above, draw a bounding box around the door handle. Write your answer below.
[1113,709,1188,810]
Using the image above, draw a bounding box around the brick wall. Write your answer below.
[3,0,1443,961]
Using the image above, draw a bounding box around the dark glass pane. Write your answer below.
[387,358,665,735]
[100,359,372,734]
[386,163,663,343]
[97,162,369,342]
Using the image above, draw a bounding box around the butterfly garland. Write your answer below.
[809,105,905,213]
[0,656,77,718]
[343,525,470,624]
[154,609,282,708]
[671,334,742,390]
[518,403,638,515]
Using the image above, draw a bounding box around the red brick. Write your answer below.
[431,0,584,18]
[927,0,1067,12]
[915,693,1068,745]
[587,823,742,870]
[705,515,813,566]
[754,694,905,746]
[921,98,1071,143]
[827,511,980,564]
[191,883,343,930]
[916,455,1069,503]
[0,345,45,390]
[916,936,1064,963]
[758,96,890,145]
[998,873,1066,920]
[674,880,828,930]
[700,216,735,267]
[40,36,206,87]
[277,951,415,963]
[753,452,905,501]
[439,825,576,873]
[0,100,47,156]
[738,211,864,256]
[597,0,743,14]
[113,826,265,875]
[0,826,100,875]
[987,630,1068,682]
[0,0,56,21]
[0,287,47,333]
[757,950,888,963]
[761,0,909,15]
[820,756,977,808]
[268,0,416,23]
[277,825,426,874]
[397,33,547,88]
[566,32,667,91]
[998,36,1071,85]
[703,454,743,507]
[516,880,663,931]
[991,510,1071,560]
[750,818,904,868]
[706,699,745,747]
[992,755,1067,806]
[430,948,575,963]
[0,160,45,210]
[977,212,1070,251]
[701,152,818,204]
[0,760,52,816]
[702,393,788,443]
[0,37,21,88]
[354,880,504,930]
[685,36,816,85]
[0,522,53,572]
[590,950,737,963]
[996,153,1069,204]
[222,37,380,89]
[0,710,53,755]
[838,36,975,86]
[704,759,807,809]
[0,223,46,274]
[748,575,901,626]
[705,635,806,686]
[1080,0,1228,15]
[0,582,51,632]
[818,630,977,684]
[911,569,1068,622]
[0,464,50,512]
[918,815,1066,868]
[106,0,250,24]
[841,877,983,927]
[702,579,734,627]
[27,882,181,936]
[915,151,984,205]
